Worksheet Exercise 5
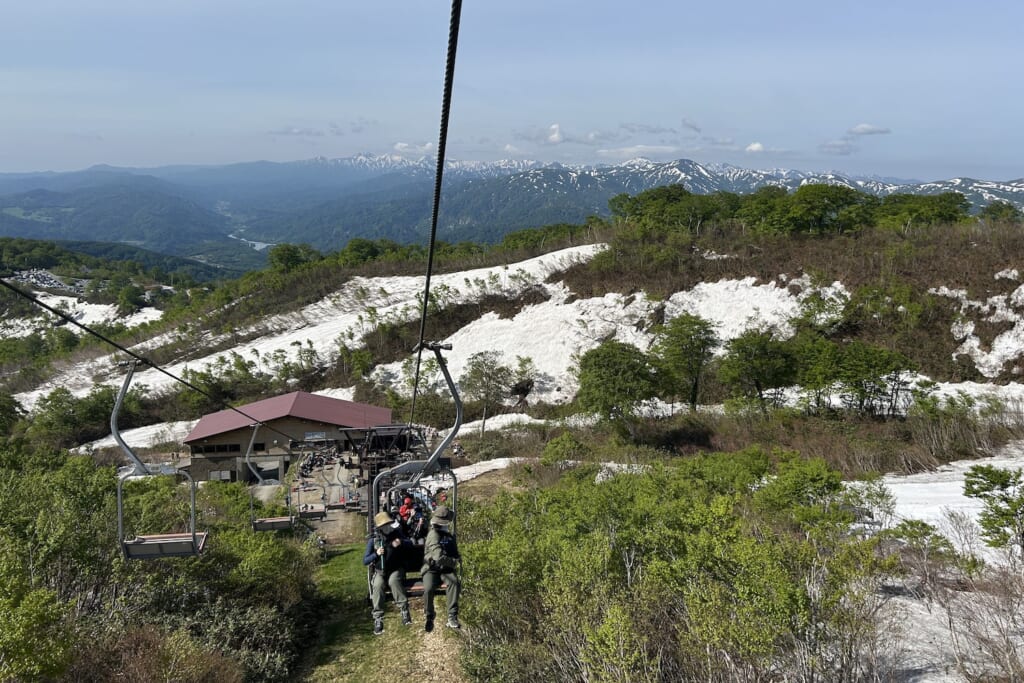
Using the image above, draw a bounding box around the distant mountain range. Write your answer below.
[1,155,1021,268]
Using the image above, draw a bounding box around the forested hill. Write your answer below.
[6,182,1024,680]
[2,155,1022,270]
[0,184,266,271]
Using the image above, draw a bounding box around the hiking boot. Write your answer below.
[401,607,413,626]
[446,616,461,630]
[425,616,435,632]
[373,619,384,636]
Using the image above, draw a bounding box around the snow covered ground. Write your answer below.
[11,244,876,413]
[14,245,604,410]
[1,291,163,340]
[76,420,197,453]
[15,241,1024,424]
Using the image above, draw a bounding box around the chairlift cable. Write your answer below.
[408,0,464,427]
[0,277,305,447]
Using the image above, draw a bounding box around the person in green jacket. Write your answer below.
[421,505,461,631]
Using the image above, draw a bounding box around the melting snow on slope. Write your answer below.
[1,292,163,340]
[76,420,197,453]
[931,276,1024,378]
[14,245,604,410]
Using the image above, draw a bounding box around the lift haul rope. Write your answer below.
[408,0,463,427]
[0,277,302,446]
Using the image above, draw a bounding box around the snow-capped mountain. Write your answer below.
[2,154,1022,267]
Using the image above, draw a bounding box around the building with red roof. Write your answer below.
[183,391,391,482]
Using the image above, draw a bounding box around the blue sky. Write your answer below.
[2,1,1021,181]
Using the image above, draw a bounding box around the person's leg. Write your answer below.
[388,569,411,624]
[370,572,386,634]
[444,572,461,628]
[423,570,438,631]
[423,570,438,620]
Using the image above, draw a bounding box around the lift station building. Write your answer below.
[183,391,392,482]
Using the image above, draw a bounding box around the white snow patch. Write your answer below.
[666,277,845,344]
[444,412,547,438]
[15,244,604,411]
[76,420,197,453]
[931,282,1024,378]
[1,293,163,339]
[314,386,355,401]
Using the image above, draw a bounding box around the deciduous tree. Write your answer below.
[651,313,719,411]
[575,340,658,435]
[460,351,514,436]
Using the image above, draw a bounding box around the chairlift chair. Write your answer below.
[291,451,327,521]
[113,361,207,559]
[296,482,327,521]
[368,342,462,598]
[244,424,295,532]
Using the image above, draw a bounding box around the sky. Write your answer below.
[2,1,1022,182]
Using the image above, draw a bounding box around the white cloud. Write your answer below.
[745,142,765,153]
[393,141,434,154]
[620,122,678,135]
[514,123,620,147]
[819,139,857,155]
[268,126,324,137]
[848,123,891,136]
[580,129,621,144]
[596,144,680,159]
[502,143,522,155]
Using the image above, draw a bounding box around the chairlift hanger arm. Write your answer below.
[111,361,148,476]
[112,362,205,558]
[243,424,263,484]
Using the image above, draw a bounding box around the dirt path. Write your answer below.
[412,620,468,683]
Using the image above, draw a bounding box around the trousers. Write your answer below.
[422,569,460,619]
[370,569,408,620]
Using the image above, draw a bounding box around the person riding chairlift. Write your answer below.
[398,496,415,522]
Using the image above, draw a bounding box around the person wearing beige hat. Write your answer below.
[421,505,462,631]
[363,510,413,635]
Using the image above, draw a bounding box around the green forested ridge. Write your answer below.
[0,185,232,250]
[0,237,235,281]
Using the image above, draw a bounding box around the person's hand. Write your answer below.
[376,547,385,556]
[391,538,401,548]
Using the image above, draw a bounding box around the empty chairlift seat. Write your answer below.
[122,531,209,559]
[112,362,208,560]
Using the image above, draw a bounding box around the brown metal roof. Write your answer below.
[183,391,392,443]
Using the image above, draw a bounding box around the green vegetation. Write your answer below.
[6,177,1024,681]
[460,450,892,681]
[0,424,321,682]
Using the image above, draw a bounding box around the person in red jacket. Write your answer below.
[398,496,415,523]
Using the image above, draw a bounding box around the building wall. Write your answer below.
[186,417,370,482]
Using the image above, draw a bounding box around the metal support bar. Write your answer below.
[112,360,203,557]
[410,342,462,487]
